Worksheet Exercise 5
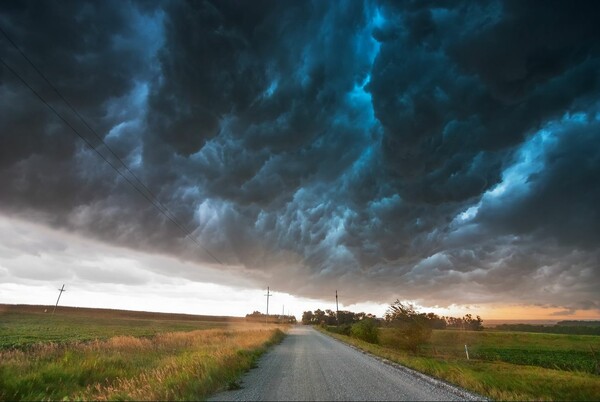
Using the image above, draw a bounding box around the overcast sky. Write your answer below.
[1,0,599,320]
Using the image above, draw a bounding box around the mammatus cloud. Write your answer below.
[0,0,598,313]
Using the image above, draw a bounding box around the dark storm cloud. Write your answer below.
[476,114,600,247]
[1,0,599,313]
[0,0,182,251]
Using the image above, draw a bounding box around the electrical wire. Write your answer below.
[0,26,179,226]
[0,28,224,265]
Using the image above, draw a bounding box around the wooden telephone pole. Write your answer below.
[52,284,66,315]
[335,290,339,325]
[265,286,273,324]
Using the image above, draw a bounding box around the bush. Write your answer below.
[327,324,352,336]
[384,300,432,352]
[350,319,379,344]
[385,322,432,353]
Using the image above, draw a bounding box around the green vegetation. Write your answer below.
[424,330,600,374]
[495,323,600,335]
[302,301,482,331]
[302,309,377,326]
[326,323,352,336]
[350,318,379,344]
[558,320,600,327]
[0,305,286,400]
[245,311,297,324]
[383,300,434,352]
[321,327,600,400]
[0,306,229,349]
[314,300,600,399]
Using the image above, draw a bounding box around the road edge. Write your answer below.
[207,327,288,400]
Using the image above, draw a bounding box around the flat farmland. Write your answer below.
[424,329,600,373]
[324,327,600,401]
[0,304,241,349]
[0,304,285,400]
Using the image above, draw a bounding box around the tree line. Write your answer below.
[302,300,484,352]
[495,323,600,335]
[557,320,600,327]
[301,304,483,331]
[301,309,377,326]
[245,311,297,324]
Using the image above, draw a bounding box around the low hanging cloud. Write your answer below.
[0,0,599,313]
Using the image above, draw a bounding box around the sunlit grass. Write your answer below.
[0,307,286,400]
[0,326,286,400]
[0,307,231,349]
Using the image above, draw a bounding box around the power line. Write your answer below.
[0,26,178,225]
[0,25,197,242]
[0,54,222,264]
[0,28,223,265]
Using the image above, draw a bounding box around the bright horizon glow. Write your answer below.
[1,215,597,322]
[2,285,598,322]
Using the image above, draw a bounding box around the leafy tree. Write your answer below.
[351,318,379,344]
[338,310,358,325]
[464,314,484,331]
[313,309,326,324]
[426,312,447,329]
[301,311,314,325]
[355,312,376,321]
[325,309,337,325]
[446,316,463,329]
[245,311,266,322]
[328,323,352,335]
[445,314,484,331]
[247,311,262,317]
[384,300,432,352]
[301,308,376,327]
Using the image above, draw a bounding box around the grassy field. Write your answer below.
[0,305,286,400]
[0,304,239,349]
[323,327,600,401]
[417,329,600,373]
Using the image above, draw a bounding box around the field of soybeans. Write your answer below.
[326,327,600,401]
[424,329,600,374]
[0,304,286,400]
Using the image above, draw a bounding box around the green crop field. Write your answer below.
[324,327,600,401]
[422,329,600,374]
[0,304,285,400]
[0,304,235,349]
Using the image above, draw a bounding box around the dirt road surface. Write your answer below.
[210,326,483,401]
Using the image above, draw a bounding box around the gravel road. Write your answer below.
[209,326,483,401]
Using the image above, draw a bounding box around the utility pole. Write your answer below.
[335,290,339,325]
[265,286,272,324]
[52,284,66,315]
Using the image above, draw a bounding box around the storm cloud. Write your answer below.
[1,0,599,313]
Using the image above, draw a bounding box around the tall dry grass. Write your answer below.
[0,324,286,401]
